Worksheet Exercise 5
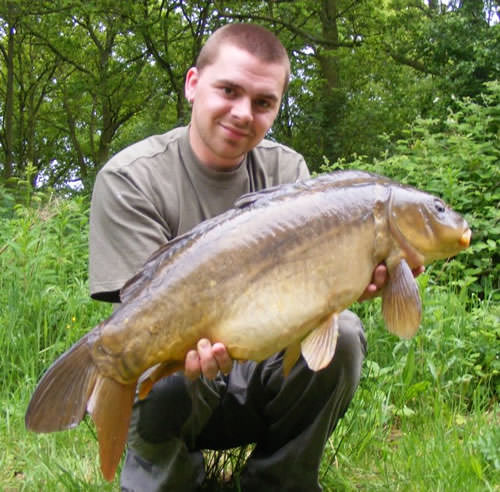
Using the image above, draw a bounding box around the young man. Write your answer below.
[90,23,387,491]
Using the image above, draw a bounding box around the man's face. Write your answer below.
[185,44,287,171]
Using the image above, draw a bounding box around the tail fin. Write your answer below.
[25,333,98,432]
[26,332,137,482]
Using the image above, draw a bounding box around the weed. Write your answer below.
[1,185,497,490]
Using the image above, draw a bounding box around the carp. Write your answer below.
[25,170,471,481]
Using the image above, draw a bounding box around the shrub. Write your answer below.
[324,81,500,298]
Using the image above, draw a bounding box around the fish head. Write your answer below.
[389,187,471,266]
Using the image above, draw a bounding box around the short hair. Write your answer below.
[196,23,290,91]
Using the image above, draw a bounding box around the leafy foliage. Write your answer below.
[325,81,500,297]
[1,0,499,188]
[0,184,110,396]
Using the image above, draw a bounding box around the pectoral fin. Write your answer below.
[382,259,422,338]
[301,313,339,371]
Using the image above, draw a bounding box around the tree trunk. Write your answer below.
[315,0,346,161]
[2,2,16,182]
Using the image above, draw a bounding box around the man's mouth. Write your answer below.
[220,123,250,139]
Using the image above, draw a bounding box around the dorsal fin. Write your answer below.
[120,206,243,303]
[234,170,389,209]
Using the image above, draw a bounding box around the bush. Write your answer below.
[324,81,500,298]
[0,188,111,397]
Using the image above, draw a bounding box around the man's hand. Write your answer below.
[185,338,233,380]
[358,263,425,302]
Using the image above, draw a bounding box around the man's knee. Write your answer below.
[334,310,366,384]
[338,310,366,355]
[137,373,192,443]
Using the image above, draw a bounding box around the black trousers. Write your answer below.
[121,310,366,492]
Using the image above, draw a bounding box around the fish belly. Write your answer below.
[210,222,378,361]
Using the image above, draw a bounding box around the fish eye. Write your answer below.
[434,199,446,213]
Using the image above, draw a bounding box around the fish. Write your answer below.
[25,170,471,481]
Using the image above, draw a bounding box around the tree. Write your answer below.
[26,1,161,189]
[379,0,500,116]
[1,0,498,189]
[0,1,63,188]
[0,0,168,191]
[0,0,16,182]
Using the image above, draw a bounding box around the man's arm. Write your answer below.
[89,167,172,302]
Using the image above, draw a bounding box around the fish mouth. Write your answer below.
[459,229,471,248]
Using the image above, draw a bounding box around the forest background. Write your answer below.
[0,0,499,490]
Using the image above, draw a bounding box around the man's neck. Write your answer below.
[188,125,245,172]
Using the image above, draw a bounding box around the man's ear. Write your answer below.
[184,67,199,103]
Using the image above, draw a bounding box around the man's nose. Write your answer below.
[231,97,253,123]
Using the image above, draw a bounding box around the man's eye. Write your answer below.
[255,99,271,110]
[222,87,235,96]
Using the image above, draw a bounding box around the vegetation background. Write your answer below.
[0,0,498,490]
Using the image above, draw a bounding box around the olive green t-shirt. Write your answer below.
[89,125,310,302]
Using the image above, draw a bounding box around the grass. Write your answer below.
[319,290,499,492]
[0,192,498,491]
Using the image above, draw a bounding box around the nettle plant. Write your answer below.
[324,81,500,299]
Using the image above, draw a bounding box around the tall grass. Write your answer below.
[0,189,112,490]
[321,288,499,491]
[0,188,498,490]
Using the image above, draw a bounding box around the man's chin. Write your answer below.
[218,140,249,157]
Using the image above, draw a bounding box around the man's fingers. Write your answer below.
[372,264,388,288]
[212,342,233,375]
[358,264,388,301]
[184,339,233,380]
[185,349,201,380]
[197,338,219,379]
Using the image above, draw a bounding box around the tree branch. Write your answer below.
[385,46,440,75]
[217,11,363,49]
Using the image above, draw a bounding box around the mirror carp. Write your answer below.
[25,170,471,481]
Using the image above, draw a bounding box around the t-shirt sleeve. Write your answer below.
[89,167,172,302]
[278,151,311,185]
[296,155,311,180]
[249,141,311,190]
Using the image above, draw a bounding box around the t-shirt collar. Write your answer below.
[183,125,247,182]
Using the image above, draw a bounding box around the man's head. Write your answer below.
[196,23,290,92]
[185,24,290,171]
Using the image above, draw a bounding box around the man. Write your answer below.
[90,23,398,491]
